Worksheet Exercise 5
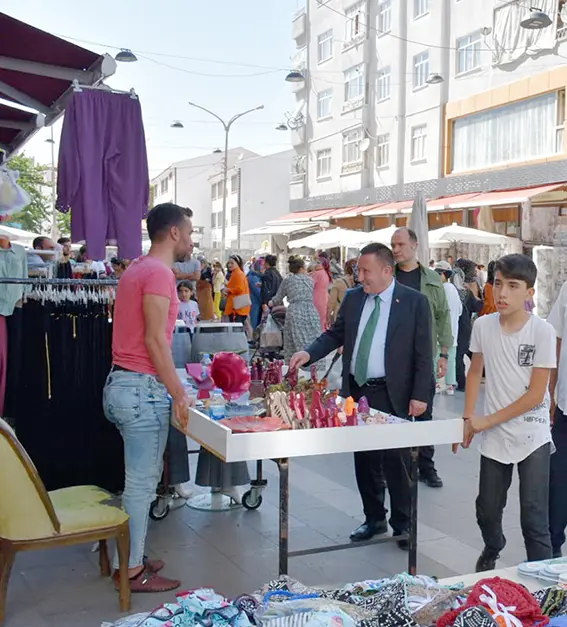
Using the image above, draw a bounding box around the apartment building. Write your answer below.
[287,0,567,237]
[209,150,294,252]
[150,148,258,249]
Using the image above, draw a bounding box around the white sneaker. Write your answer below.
[445,386,455,396]
[435,384,442,395]
[221,487,242,504]
[173,483,193,499]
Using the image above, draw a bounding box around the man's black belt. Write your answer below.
[364,377,387,386]
[111,364,134,373]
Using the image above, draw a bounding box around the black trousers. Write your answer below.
[550,408,567,554]
[477,443,552,561]
[350,377,410,532]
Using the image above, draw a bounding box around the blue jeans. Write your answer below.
[103,370,170,569]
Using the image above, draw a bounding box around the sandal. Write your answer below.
[112,555,164,580]
[113,567,180,593]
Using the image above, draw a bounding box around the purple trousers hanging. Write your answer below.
[56,90,149,261]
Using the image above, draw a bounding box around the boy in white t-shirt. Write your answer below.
[456,254,556,572]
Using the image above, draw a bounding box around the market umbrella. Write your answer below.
[352,224,398,248]
[287,228,366,250]
[428,223,514,247]
[408,191,429,264]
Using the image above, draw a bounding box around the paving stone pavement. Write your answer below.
[4,390,533,627]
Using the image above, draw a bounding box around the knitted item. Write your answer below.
[436,578,550,627]
[534,587,567,618]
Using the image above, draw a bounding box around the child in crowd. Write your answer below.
[177,281,199,335]
[456,254,556,572]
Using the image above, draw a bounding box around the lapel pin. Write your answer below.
[395,298,400,303]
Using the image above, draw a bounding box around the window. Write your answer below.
[413,51,429,89]
[376,134,390,168]
[218,180,225,197]
[376,67,391,101]
[342,128,363,165]
[316,148,332,179]
[211,213,216,228]
[160,178,169,195]
[345,2,365,43]
[411,125,427,162]
[377,0,391,34]
[414,0,428,19]
[457,31,482,75]
[317,29,333,63]
[230,207,238,226]
[231,174,238,194]
[452,91,565,172]
[344,64,365,102]
[317,89,333,119]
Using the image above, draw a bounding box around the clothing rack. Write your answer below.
[0,277,118,286]
[71,79,138,100]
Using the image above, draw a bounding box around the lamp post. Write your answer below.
[187,102,264,261]
[45,127,58,240]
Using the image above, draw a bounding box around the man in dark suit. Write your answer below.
[290,243,433,546]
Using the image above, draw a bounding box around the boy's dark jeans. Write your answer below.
[476,442,552,561]
[550,408,567,554]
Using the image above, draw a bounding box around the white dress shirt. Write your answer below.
[350,280,395,379]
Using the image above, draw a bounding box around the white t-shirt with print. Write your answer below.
[178,300,199,332]
[470,312,556,464]
[547,281,567,413]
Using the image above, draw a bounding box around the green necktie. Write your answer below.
[354,295,381,387]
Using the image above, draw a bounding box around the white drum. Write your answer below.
[190,322,249,363]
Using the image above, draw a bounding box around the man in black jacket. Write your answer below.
[261,254,283,310]
[290,243,433,546]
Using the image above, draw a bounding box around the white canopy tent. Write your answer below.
[428,223,515,247]
[0,225,40,247]
[352,225,398,247]
[288,228,368,250]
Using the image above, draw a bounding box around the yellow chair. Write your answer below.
[0,418,130,623]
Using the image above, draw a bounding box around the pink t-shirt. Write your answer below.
[112,256,179,375]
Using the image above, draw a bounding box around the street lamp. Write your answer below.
[45,127,58,240]
[187,101,264,261]
[520,7,552,29]
[115,49,138,63]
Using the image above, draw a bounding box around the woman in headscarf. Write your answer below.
[327,258,356,326]
[310,256,332,330]
[247,258,263,330]
[224,254,251,324]
[479,260,497,316]
[197,257,215,322]
[453,259,483,391]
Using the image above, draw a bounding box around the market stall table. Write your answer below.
[173,404,463,577]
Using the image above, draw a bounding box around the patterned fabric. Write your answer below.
[271,274,321,361]
[534,587,567,618]
[451,606,497,627]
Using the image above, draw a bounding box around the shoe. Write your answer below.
[113,567,181,593]
[393,529,409,551]
[445,385,455,396]
[144,555,164,573]
[419,470,443,488]
[173,483,193,499]
[350,519,388,541]
[221,487,242,504]
[435,384,442,395]
[475,547,500,572]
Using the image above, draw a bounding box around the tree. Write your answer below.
[6,154,50,234]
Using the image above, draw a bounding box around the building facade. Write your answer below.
[150,148,258,249]
[288,0,567,222]
[209,150,294,253]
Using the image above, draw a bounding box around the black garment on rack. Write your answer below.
[7,298,124,493]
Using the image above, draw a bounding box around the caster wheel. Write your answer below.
[149,498,170,521]
[242,490,262,510]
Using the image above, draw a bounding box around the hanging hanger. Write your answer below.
[72,79,138,100]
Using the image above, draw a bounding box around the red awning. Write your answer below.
[426,193,482,210]
[362,200,413,216]
[271,208,335,223]
[449,184,567,208]
[0,12,113,153]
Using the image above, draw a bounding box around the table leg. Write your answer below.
[277,458,289,576]
[408,446,418,575]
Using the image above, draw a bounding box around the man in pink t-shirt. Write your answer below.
[103,202,193,593]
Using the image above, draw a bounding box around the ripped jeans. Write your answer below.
[103,370,170,569]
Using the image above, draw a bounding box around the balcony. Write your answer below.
[292,8,306,42]
[291,125,306,147]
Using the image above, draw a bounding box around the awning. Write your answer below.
[241,223,321,236]
[425,193,483,210]
[362,200,412,217]
[268,209,334,224]
[328,204,381,219]
[0,12,115,153]
[449,183,567,208]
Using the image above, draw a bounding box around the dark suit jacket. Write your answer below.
[305,282,433,418]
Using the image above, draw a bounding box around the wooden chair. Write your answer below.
[0,418,130,623]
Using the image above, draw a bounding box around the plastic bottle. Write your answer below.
[209,389,226,420]
[200,353,212,380]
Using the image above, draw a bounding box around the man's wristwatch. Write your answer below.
[439,353,449,359]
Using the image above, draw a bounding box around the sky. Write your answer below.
[3,0,303,178]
